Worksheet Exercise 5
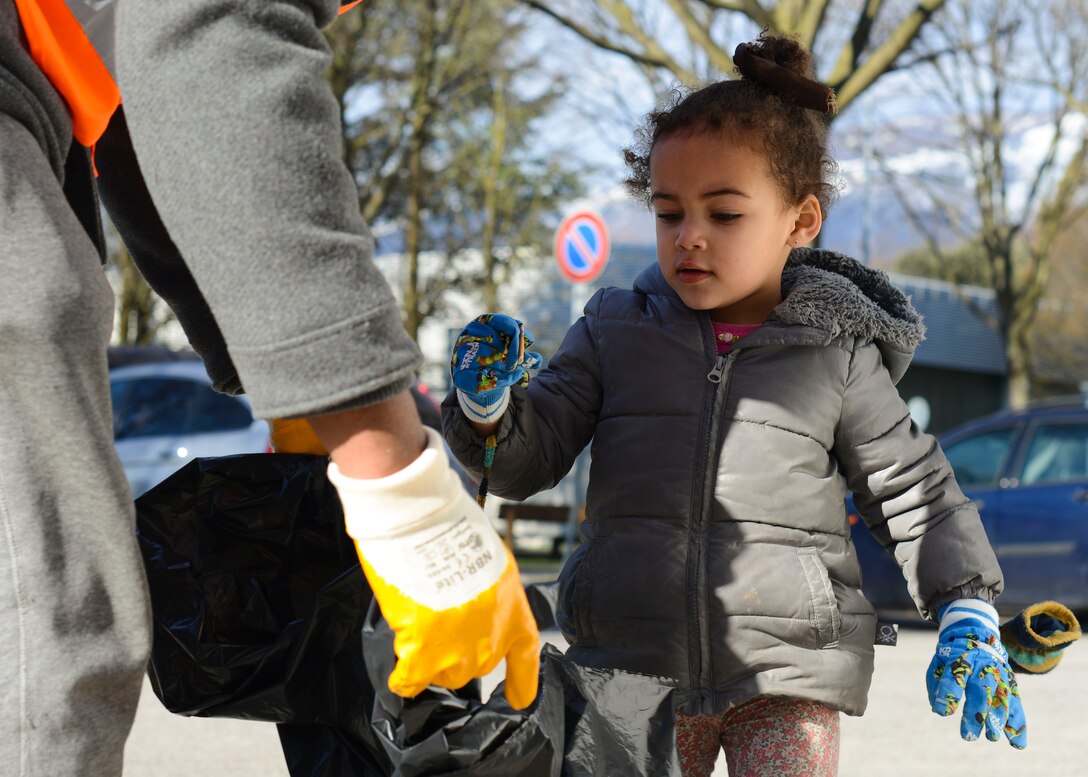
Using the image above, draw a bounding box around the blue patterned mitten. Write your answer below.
[926,599,1027,749]
[450,314,542,424]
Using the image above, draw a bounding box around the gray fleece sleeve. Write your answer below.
[833,341,1004,620]
[442,293,604,500]
[113,0,421,419]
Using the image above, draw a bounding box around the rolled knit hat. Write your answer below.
[1000,601,1081,674]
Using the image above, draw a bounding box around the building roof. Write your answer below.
[888,273,1006,375]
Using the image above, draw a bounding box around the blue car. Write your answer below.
[849,396,1088,618]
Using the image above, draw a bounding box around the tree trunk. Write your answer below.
[403,132,424,341]
[400,0,440,342]
[1004,316,1034,409]
[480,79,508,312]
[115,244,156,346]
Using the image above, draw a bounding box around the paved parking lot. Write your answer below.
[838,626,1084,777]
[123,625,1085,776]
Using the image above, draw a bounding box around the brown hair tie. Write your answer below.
[733,43,838,115]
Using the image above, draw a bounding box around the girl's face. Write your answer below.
[650,129,821,324]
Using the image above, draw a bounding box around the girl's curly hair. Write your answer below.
[623,32,839,217]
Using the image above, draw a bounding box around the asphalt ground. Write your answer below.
[123,619,1085,777]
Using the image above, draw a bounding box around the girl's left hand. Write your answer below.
[926,599,1027,748]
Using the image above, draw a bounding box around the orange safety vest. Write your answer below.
[14,0,120,148]
[14,0,364,149]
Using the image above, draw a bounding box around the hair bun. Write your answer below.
[734,34,837,115]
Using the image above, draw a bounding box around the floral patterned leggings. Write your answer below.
[675,696,840,777]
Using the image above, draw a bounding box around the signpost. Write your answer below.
[553,210,611,560]
[553,210,611,284]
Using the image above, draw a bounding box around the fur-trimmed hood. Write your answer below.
[775,248,925,350]
[634,247,925,382]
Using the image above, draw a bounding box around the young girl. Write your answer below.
[442,33,1024,776]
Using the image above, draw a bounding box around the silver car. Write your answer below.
[110,360,271,497]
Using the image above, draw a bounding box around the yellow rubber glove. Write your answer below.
[326,427,540,709]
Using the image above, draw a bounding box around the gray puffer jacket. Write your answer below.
[442,249,1003,716]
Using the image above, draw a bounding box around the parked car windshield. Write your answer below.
[112,377,253,440]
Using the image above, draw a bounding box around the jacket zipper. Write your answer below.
[707,356,727,383]
[687,347,737,711]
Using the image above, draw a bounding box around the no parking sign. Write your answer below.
[554,210,610,284]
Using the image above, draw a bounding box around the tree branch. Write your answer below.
[519,0,686,74]
[694,0,771,29]
[664,0,734,74]
[598,0,699,82]
[1030,132,1088,262]
[830,0,947,112]
[1017,112,1068,231]
[796,0,831,51]
[874,148,999,329]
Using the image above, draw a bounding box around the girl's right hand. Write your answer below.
[450,313,542,425]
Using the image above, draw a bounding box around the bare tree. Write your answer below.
[103,223,176,348]
[1027,214,1088,396]
[876,0,1088,406]
[325,0,584,339]
[111,244,157,345]
[519,0,947,116]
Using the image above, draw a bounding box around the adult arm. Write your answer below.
[96,107,242,395]
[113,0,421,420]
[110,1,541,707]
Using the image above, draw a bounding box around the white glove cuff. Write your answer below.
[328,427,508,609]
[939,599,1000,634]
[328,427,465,541]
[456,387,510,424]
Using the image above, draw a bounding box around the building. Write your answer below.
[887,273,1006,432]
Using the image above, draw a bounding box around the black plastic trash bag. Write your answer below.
[362,611,681,777]
[136,453,390,774]
[135,453,682,776]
